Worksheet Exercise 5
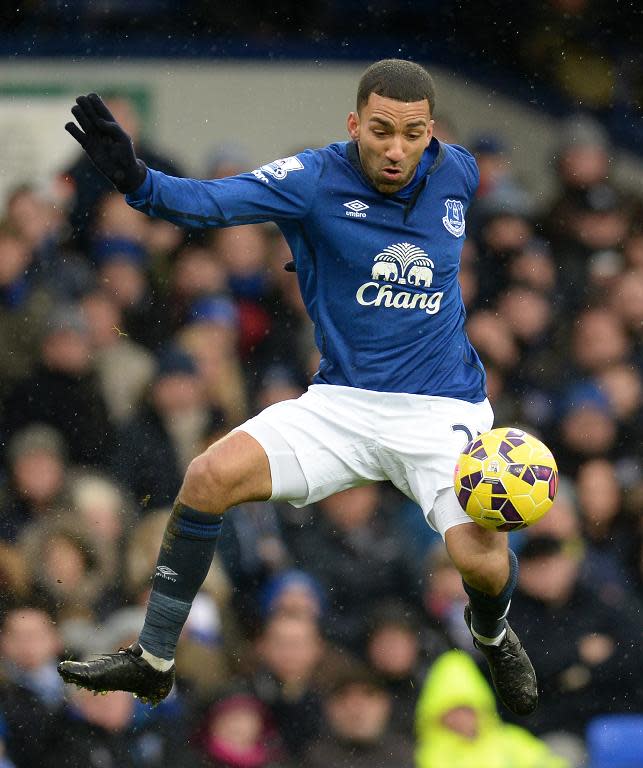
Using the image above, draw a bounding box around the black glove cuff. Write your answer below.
[113,159,148,195]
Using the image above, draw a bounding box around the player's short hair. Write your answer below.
[357,59,436,114]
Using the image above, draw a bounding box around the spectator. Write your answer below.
[364,600,448,738]
[194,688,290,768]
[178,294,248,427]
[20,515,116,623]
[0,424,70,542]
[288,485,421,651]
[510,535,643,736]
[0,228,55,399]
[1,304,114,467]
[80,288,157,425]
[305,667,414,768]
[46,686,198,768]
[64,93,184,251]
[112,346,222,508]
[0,606,64,712]
[252,611,326,757]
[415,649,569,768]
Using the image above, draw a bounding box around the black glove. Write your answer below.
[65,93,147,194]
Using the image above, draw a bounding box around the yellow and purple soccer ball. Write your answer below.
[454,427,558,531]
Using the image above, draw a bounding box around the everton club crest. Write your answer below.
[442,199,466,237]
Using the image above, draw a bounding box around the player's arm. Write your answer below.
[65,93,319,228]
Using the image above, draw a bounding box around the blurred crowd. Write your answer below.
[0,96,642,768]
[4,1,641,151]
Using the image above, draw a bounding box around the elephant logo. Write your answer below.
[407,264,433,287]
[371,242,434,286]
[442,199,466,237]
[371,261,399,281]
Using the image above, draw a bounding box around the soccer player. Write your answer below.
[58,60,537,716]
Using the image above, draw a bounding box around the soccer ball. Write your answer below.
[454,427,558,531]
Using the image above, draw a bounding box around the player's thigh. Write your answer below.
[236,389,386,507]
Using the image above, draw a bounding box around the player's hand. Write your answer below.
[65,93,147,194]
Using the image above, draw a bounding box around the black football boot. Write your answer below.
[58,643,174,706]
[464,604,538,715]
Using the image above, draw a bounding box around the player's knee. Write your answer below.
[183,452,230,509]
[454,548,509,595]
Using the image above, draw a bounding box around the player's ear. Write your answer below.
[347,111,360,141]
[426,119,435,147]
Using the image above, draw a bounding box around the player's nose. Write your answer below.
[385,137,405,163]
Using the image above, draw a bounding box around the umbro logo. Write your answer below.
[343,200,369,218]
[156,565,178,581]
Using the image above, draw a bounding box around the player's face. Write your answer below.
[347,93,433,194]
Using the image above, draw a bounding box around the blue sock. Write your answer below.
[138,501,222,660]
[463,549,518,641]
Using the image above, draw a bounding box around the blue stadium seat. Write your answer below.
[587,714,643,768]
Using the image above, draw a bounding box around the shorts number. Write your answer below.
[451,423,478,447]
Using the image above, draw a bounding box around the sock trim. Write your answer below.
[472,625,507,647]
[139,644,175,671]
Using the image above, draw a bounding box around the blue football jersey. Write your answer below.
[127,139,486,401]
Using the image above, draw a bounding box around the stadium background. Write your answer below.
[0,1,641,766]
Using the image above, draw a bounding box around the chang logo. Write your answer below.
[357,242,443,315]
[371,242,434,286]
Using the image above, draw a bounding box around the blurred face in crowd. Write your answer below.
[1,608,61,671]
[72,475,124,545]
[497,286,552,344]
[465,311,519,370]
[7,188,62,249]
[571,308,629,373]
[368,624,419,678]
[214,224,268,277]
[559,145,608,189]
[347,94,432,194]
[172,247,227,300]
[71,688,134,732]
[151,370,205,415]
[99,259,147,308]
[610,269,643,333]
[95,192,149,242]
[208,700,264,753]
[560,404,616,457]
[624,234,643,269]
[441,706,479,740]
[576,459,620,532]
[326,683,391,743]
[12,449,65,506]
[42,328,92,375]
[318,485,379,531]
[482,214,532,255]
[509,246,556,294]
[519,547,580,605]
[43,535,88,596]
[80,290,122,348]
[598,364,642,420]
[529,488,580,541]
[257,612,323,686]
[0,233,31,286]
[570,208,629,250]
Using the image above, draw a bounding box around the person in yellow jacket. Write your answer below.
[415,650,569,768]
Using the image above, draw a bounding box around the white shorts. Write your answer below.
[236,384,494,538]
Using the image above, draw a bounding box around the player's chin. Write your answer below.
[375,175,408,194]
